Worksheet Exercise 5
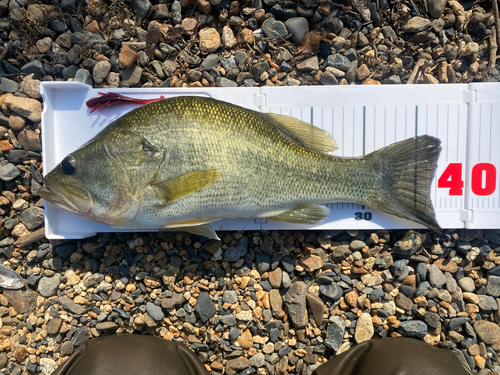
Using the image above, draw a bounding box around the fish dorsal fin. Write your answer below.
[151,169,221,206]
[265,113,338,154]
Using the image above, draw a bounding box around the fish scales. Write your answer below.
[120,97,374,223]
[41,96,442,238]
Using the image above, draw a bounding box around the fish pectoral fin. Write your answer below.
[263,204,330,224]
[265,113,338,154]
[162,222,220,240]
[151,169,221,206]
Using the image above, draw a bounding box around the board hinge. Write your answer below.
[254,218,267,224]
[459,209,473,223]
[462,90,476,103]
[253,93,266,107]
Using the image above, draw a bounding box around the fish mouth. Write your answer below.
[40,182,93,215]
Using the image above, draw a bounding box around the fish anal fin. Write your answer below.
[263,204,330,224]
[266,113,338,154]
[151,169,221,206]
[161,222,220,240]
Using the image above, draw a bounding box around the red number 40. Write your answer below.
[438,163,497,196]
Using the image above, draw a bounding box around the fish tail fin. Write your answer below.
[366,135,442,232]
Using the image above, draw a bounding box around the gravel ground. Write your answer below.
[0,0,500,374]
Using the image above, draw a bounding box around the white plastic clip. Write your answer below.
[462,90,476,103]
[459,209,473,223]
[253,94,266,108]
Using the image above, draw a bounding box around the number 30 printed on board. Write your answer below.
[438,163,497,196]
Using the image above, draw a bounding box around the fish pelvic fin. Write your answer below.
[265,113,338,154]
[367,135,442,233]
[263,204,330,224]
[151,169,221,206]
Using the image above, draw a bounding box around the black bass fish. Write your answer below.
[40,96,442,239]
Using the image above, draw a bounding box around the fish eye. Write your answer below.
[61,155,76,175]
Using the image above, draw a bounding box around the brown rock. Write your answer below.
[268,268,282,288]
[300,254,323,272]
[222,26,237,49]
[434,259,458,273]
[161,292,185,309]
[357,64,370,80]
[355,312,374,343]
[181,18,198,36]
[13,346,27,362]
[395,293,413,311]
[180,0,196,6]
[86,0,108,17]
[306,293,324,326]
[3,289,37,314]
[27,4,57,23]
[238,329,253,349]
[4,95,42,122]
[46,317,62,335]
[36,37,52,54]
[226,357,250,375]
[17,129,42,152]
[283,281,308,328]
[119,45,138,69]
[269,289,282,313]
[8,114,25,131]
[0,140,13,152]
[199,28,220,53]
[198,0,212,14]
[474,320,500,344]
[254,9,265,21]
[85,20,100,34]
[56,33,72,49]
[13,227,46,247]
[239,28,255,44]
[21,79,41,99]
[345,290,358,307]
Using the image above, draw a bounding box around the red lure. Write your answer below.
[86,92,166,113]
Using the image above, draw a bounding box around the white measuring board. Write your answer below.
[40,82,500,239]
[463,83,500,228]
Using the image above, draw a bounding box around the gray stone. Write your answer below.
[382,75,401,84]
[74,69,93,85]
[122,64,143,86]
[249,353,265,368]
[55,242,76,258]
[217,77,237,87]
[262,18,288,40]
[219,314,237,326]
[171,0,181,24]
[60,341,74,356]
[70,31,105,46]
[251,60,270,81]
[320,282,343,301]
[428,0,447,18]
[146,302,164,321]
[403,17,431,33]
[416,263,427,282]
[324,54,351,72]
[320,71,338,85]
[381,26,397,40]
[223,290,238,304]
[201,54,219,70]
[58,296,85,314]
[0,77,18,92]
[325,316,345,351]
[284,17,309,44]
[398,320,427,338]
[37,275,60,297]
[194,291,216,323]
[46,258,63,271]
[448,316,468,331]
[283,281,308,328]
[428,264,446,288]
[93,61,111,85]
[72,327,88,346]
[223,236,248,261]
[350,240,366,251]
[255,253,270,274]
[20,206,45,230]
[487,275,500,297]
[84,273,104,287]
[296,56,319,72]
[21,60,45,76]
[458,277,475,292]
[161,292,184,309]
[331,245,351,262]
[282,272,291,288]
[229,327,239,341]
[62,65,79,79]
[0,163,21,182]
[394,231,424,256]
[477,295,498,311]
[324,16,343,34]
[133,0,151,19]
[61,0,76,13]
